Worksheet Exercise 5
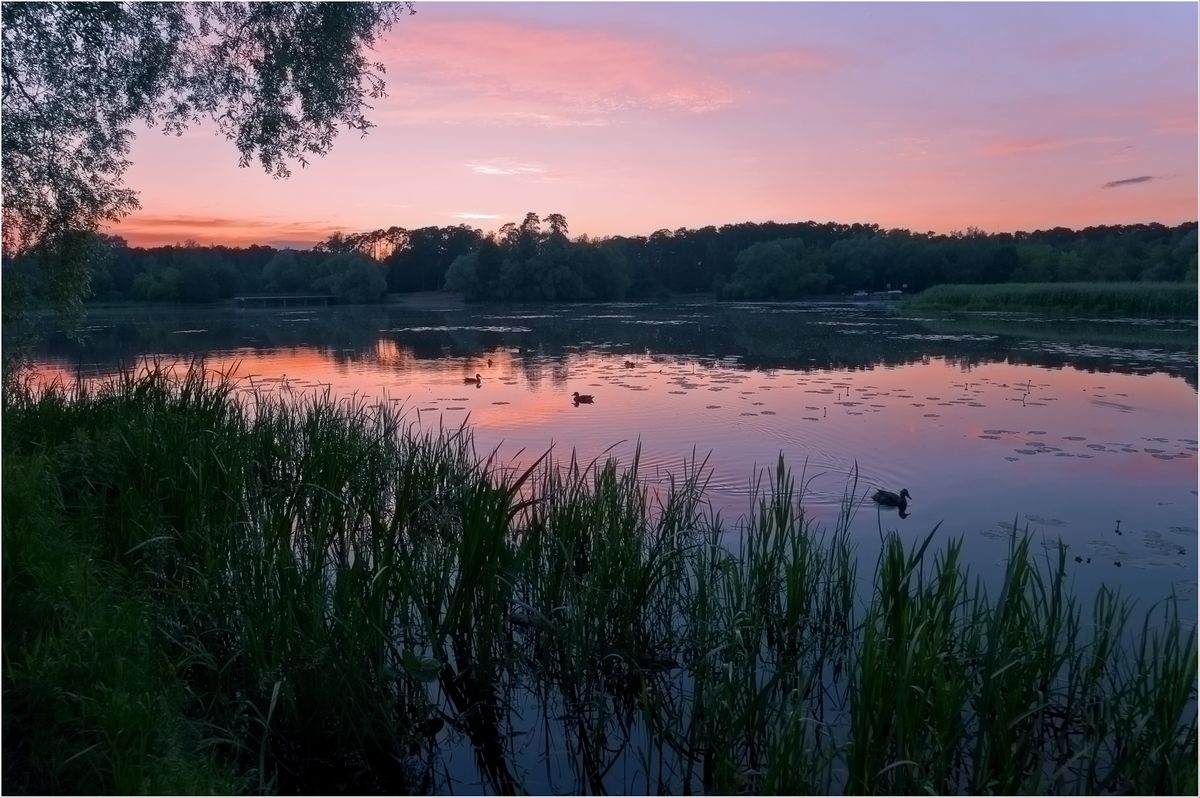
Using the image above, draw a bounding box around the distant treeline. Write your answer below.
[9,215,1197,305]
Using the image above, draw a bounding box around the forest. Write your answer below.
[8,215,1197,306]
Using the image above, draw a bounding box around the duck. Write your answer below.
[464,373,482,385]
[623,360,637,368]
[872,487,912,515]
[572,391,594,404]
[873,488,912,519]
[872,488,911,507]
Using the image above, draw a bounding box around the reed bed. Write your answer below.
[3,365,1196,794]
[907,282,1198,318]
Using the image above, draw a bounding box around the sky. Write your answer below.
[110,2,1199,249]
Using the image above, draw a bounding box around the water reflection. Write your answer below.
[29,300,1199,386]
[27,300,1198,620]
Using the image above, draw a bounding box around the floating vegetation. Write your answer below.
[380,325,533,333]
[1092,398,1136,412]
[814,320,887,327]
[1024,340,1196,367]
[483,314,558,320]
[895,333,1000,341]
[620,319,693,326]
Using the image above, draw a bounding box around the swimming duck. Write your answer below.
[572,391,594,404]
[623,360,637,368]
[872,488,911,508]
[464,373,482,385]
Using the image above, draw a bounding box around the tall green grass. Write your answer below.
[3,365,1196,794]
[907,282,1198,317]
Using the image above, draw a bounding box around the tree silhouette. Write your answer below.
[546,213,569,240]
[2,1,411,320]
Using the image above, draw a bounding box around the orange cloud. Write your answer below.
[109,214,340,248]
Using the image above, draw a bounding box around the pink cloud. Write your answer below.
[466,159,546,177]
[1007,95,1198,138]
[1085,97,1198,136]
[982,135,1123,157]
[1031,34,1127,63]
[378,19,738,120]
[730,47,839,75]
[449,212,502,221]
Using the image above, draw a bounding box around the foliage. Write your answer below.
[312,252,387,303]
[722,238,833,299]
[907,282,1199,318]
[1,1,410,319]
[4,365,1196,794]
[439,212,632,301]
[31,239,386,304]
[9,216,1197,311]
[387,217,1197,303]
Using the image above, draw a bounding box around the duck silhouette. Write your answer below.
[872,488,912,518]
[464,373,482,385]
[572,391,594,405]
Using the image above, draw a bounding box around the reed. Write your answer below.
[907,281,1198,317]
[3,364,1195,794]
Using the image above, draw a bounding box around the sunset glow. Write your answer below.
[111,2,1198,248]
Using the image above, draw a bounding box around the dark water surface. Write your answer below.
[30,298,1198,621]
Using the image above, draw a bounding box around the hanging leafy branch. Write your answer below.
[1,1,412,319]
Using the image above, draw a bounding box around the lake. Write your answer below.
[29,297,1198,618]
[24,296,1199,792]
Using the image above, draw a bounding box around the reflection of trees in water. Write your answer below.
[31,303,1197,388]
[520,358,545,389]
[550,360,571,387]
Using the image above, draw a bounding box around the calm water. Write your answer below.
[30,298,1199,621]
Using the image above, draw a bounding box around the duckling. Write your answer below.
[572,391,594,404]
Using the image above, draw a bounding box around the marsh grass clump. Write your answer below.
[907,282,1198,318]
[3,364,1196,794]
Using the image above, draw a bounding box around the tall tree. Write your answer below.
[1,1,411,320]
[545,213,569,240]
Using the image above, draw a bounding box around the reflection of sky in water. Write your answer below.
[33,303,1198,619]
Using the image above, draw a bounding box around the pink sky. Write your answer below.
[111,2,1198,248]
